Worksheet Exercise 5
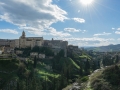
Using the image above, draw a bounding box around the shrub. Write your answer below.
[91,79,112,90]
[81,76,89,82]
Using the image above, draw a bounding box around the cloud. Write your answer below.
[115,31,120,34]
[19,26,47,35]
[64,28,80,32]
[117,28,120,30]
[112,28,115,30]
[78,10,80,13]
[117,38,120,41]
[0,29,18,34]
[47,27,71,37]
[64,28,87,33]
[58,37,114,46]
[82,30,87,33]
[0,0,68,36]
[19,26,71,37]
[72,18,85,23]
[93,32,111,36]
[63,37,114,42]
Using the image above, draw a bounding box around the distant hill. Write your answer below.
[85,44,120,52]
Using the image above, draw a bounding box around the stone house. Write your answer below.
[16,50,23,54]
[30,52,38,58]
[39,54,45,59]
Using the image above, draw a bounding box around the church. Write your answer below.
[15,31,44,48]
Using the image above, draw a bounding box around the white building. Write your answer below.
[39,54,45,59]
[30,52,38,57]
[16,50,23,54]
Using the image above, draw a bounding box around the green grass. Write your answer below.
[69,58,80,69]
[37,69,60,81]
[79,55,91,60]
[59,57,80,70]
[35,62,60,82]
[81,76,89,82]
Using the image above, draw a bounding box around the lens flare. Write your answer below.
[80,0,94,5]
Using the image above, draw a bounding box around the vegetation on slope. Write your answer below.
[90,65,120,90]
[0,59,19,89]
[3,46,120,90]
[59,57,80,69]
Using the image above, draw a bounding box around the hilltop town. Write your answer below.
[1,31,120,90]
[0,31,81,58]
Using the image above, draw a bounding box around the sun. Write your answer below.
[80,0,94,5]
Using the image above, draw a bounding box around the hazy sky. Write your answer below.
[0,0,120,47]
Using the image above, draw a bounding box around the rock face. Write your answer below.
[62,82,81,90]
[70,82,81,90]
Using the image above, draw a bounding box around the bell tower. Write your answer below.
[21,31,25,38]
[19,31,26,48]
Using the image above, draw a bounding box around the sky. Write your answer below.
[0,0,120,47]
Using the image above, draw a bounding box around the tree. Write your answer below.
[102,56,106,67]
[33,56,37,68]
[115,55,119,64]
[86,59,90,69]
[84,59,90,75]
[97,60,100,68]
[92,61,96,71]
[79,61,83,76]
[58,49,64,57]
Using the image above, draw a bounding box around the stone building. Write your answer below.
[39,54,45,59]
[0,31,69,57]
[44,38,68,57]
[0,39,14,54]
[30,52,38,58]
[0,39,15,48]
[16,50,23,54]
[15,31,44,48]
[67,45,82,55]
